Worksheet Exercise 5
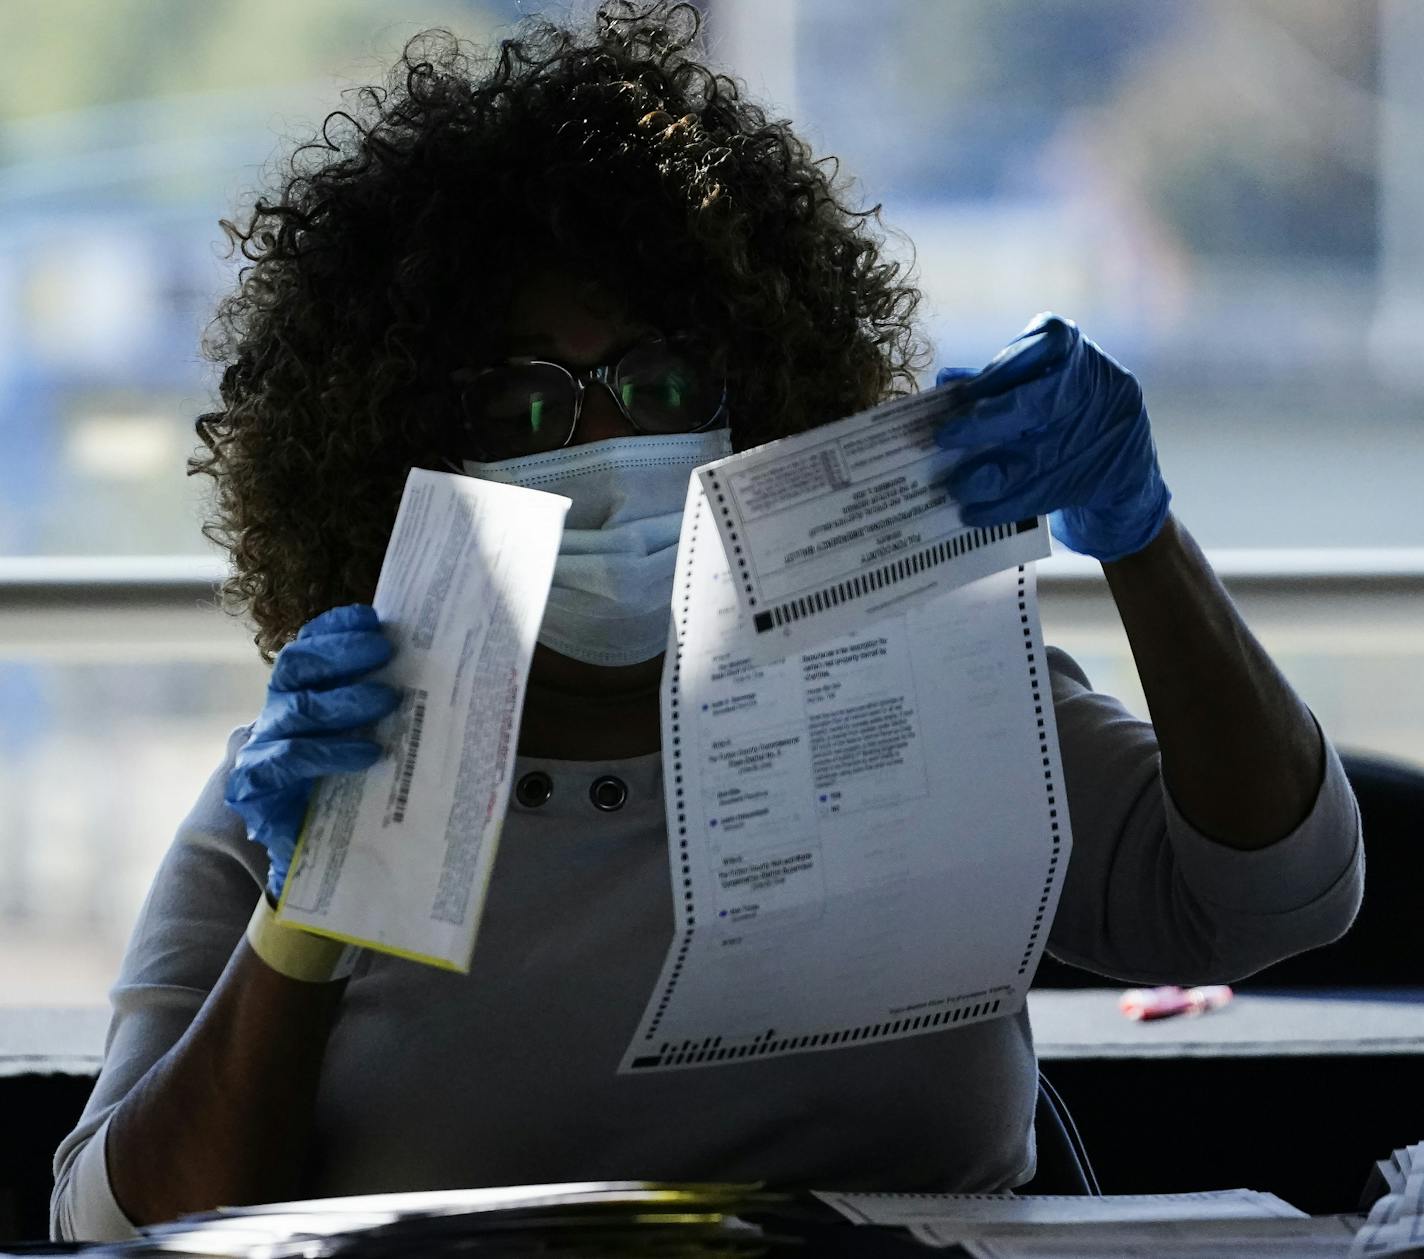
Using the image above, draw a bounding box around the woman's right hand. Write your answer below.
[225,604,401,899]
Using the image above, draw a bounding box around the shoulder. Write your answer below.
[139,723,265,943]
[176,723,256,850]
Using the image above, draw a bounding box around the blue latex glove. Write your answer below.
[225,604,401,900]
[934,313,1171,562]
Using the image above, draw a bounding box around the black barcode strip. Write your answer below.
[630,997,1002,1070]
[752,518,1037,634]
[390,690,428,823]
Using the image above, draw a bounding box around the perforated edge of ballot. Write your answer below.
[618,479,1071,1073]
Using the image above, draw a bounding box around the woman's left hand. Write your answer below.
[934,313,1171,563]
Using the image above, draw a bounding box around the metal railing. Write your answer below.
[3,550,1423,658]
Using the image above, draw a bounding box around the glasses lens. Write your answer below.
[614,342,723,433]
[461,364,576,459]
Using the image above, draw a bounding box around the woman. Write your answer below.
[52,2,1361,1240]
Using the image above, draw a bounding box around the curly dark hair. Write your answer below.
[191,0,927,660]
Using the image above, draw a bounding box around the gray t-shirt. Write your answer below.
[51,648,1364,1240]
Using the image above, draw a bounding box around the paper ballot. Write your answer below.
[277,469,568,970]
[696,386,1051,662]
[618,479,1070,1072]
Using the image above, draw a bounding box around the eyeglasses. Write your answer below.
[449,335,728,462]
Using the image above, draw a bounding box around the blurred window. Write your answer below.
[774,0,1423,550]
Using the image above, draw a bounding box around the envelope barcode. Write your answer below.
[391,689,428,823]
[751,518,1038,634]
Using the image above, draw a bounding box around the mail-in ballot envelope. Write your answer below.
[696,385,1050,660]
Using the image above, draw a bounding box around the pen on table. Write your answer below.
[1119,985,1233,1021]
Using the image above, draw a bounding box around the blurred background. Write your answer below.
[1,0,1421,1005]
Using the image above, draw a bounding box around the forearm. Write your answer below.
[1102,513,1323,849]
[106,932,346,1225]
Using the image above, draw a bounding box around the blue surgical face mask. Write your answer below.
[462,429,733,667]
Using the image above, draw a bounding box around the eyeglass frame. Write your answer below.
[449,334,730,462]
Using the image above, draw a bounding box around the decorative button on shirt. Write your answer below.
[589,775,628,812]
[515,771,554,808]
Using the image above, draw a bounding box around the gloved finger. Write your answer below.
[939,314,1078,408]
[270,629,394,693]
[928,317,1070,435]
[935,387,1061,449]
[959,482,1055,527]
[935,366,978,388]
[932,368,980,418]
[252,681,402,741]
[296,604,382,639]
[228,735,385,799]
[966,437,1115,522]
[934,318,1080,447]
[956,420,1145,524]
[945,448,1034,506]
[237,793,311,853]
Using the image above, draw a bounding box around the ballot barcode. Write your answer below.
[391,689,428,824]
[631,996,1004,1070]
[752,518,1038,634]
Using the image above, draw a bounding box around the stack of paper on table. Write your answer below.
[1351,1139,1424,1257]
[43,1184,779,1259]
[21,1184,1369,1259]
[818,1189,1360,1257]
